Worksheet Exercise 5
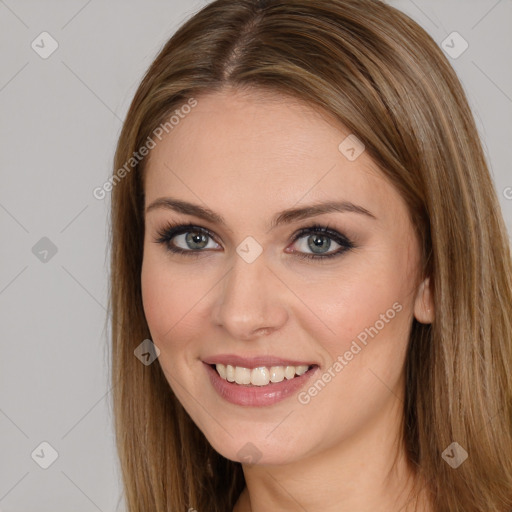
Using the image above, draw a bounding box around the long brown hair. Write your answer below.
[108,1,512,510]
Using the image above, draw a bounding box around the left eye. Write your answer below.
[154,223,355,261]
[291,232,342,258]
[288,225,354,260]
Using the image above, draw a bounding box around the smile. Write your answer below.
[203,360,319,407]
[214,363,311,386]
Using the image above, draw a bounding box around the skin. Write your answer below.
[141,86,435,511]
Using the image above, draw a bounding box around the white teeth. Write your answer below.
[251,367,270,386]
[215,363,311,385]
[234,366,251,385]
[295,365,308,376]
[270,366,284,383]
[216,363,227,379]
[226,364,235,382]
[284,366,295,379]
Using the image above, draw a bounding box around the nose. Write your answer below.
[212,250,289,341]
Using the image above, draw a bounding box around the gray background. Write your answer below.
[0,1,510,510]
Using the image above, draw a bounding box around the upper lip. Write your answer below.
[203,354,317,369]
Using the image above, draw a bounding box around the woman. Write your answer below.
[109,0,512,510]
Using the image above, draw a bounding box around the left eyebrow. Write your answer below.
[145,197,377,230]
[268,200,377,229]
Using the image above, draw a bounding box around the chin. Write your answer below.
[197,420,313,466]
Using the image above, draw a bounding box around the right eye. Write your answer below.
[154,222,221,257]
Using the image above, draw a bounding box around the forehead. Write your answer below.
[143,88,406,228]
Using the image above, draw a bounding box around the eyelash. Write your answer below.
[153,221,355,261]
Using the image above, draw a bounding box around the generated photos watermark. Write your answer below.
[297,301,403,404]
[93,97,198,200]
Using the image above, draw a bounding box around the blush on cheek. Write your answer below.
[141,271,175,342]
[141,271,204,353]
[325,297,407,366]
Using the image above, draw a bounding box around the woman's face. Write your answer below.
[141,87,433,465]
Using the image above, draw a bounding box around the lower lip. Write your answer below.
[204,363,319,407]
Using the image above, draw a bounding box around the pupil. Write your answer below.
[309,234,330,253]
[186,231,208,249]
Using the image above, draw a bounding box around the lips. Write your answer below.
[202,354,320,406]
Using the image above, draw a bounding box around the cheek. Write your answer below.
[301,253,414,370]
[140,253,200,348]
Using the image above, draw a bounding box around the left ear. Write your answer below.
[413,276,434,324]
